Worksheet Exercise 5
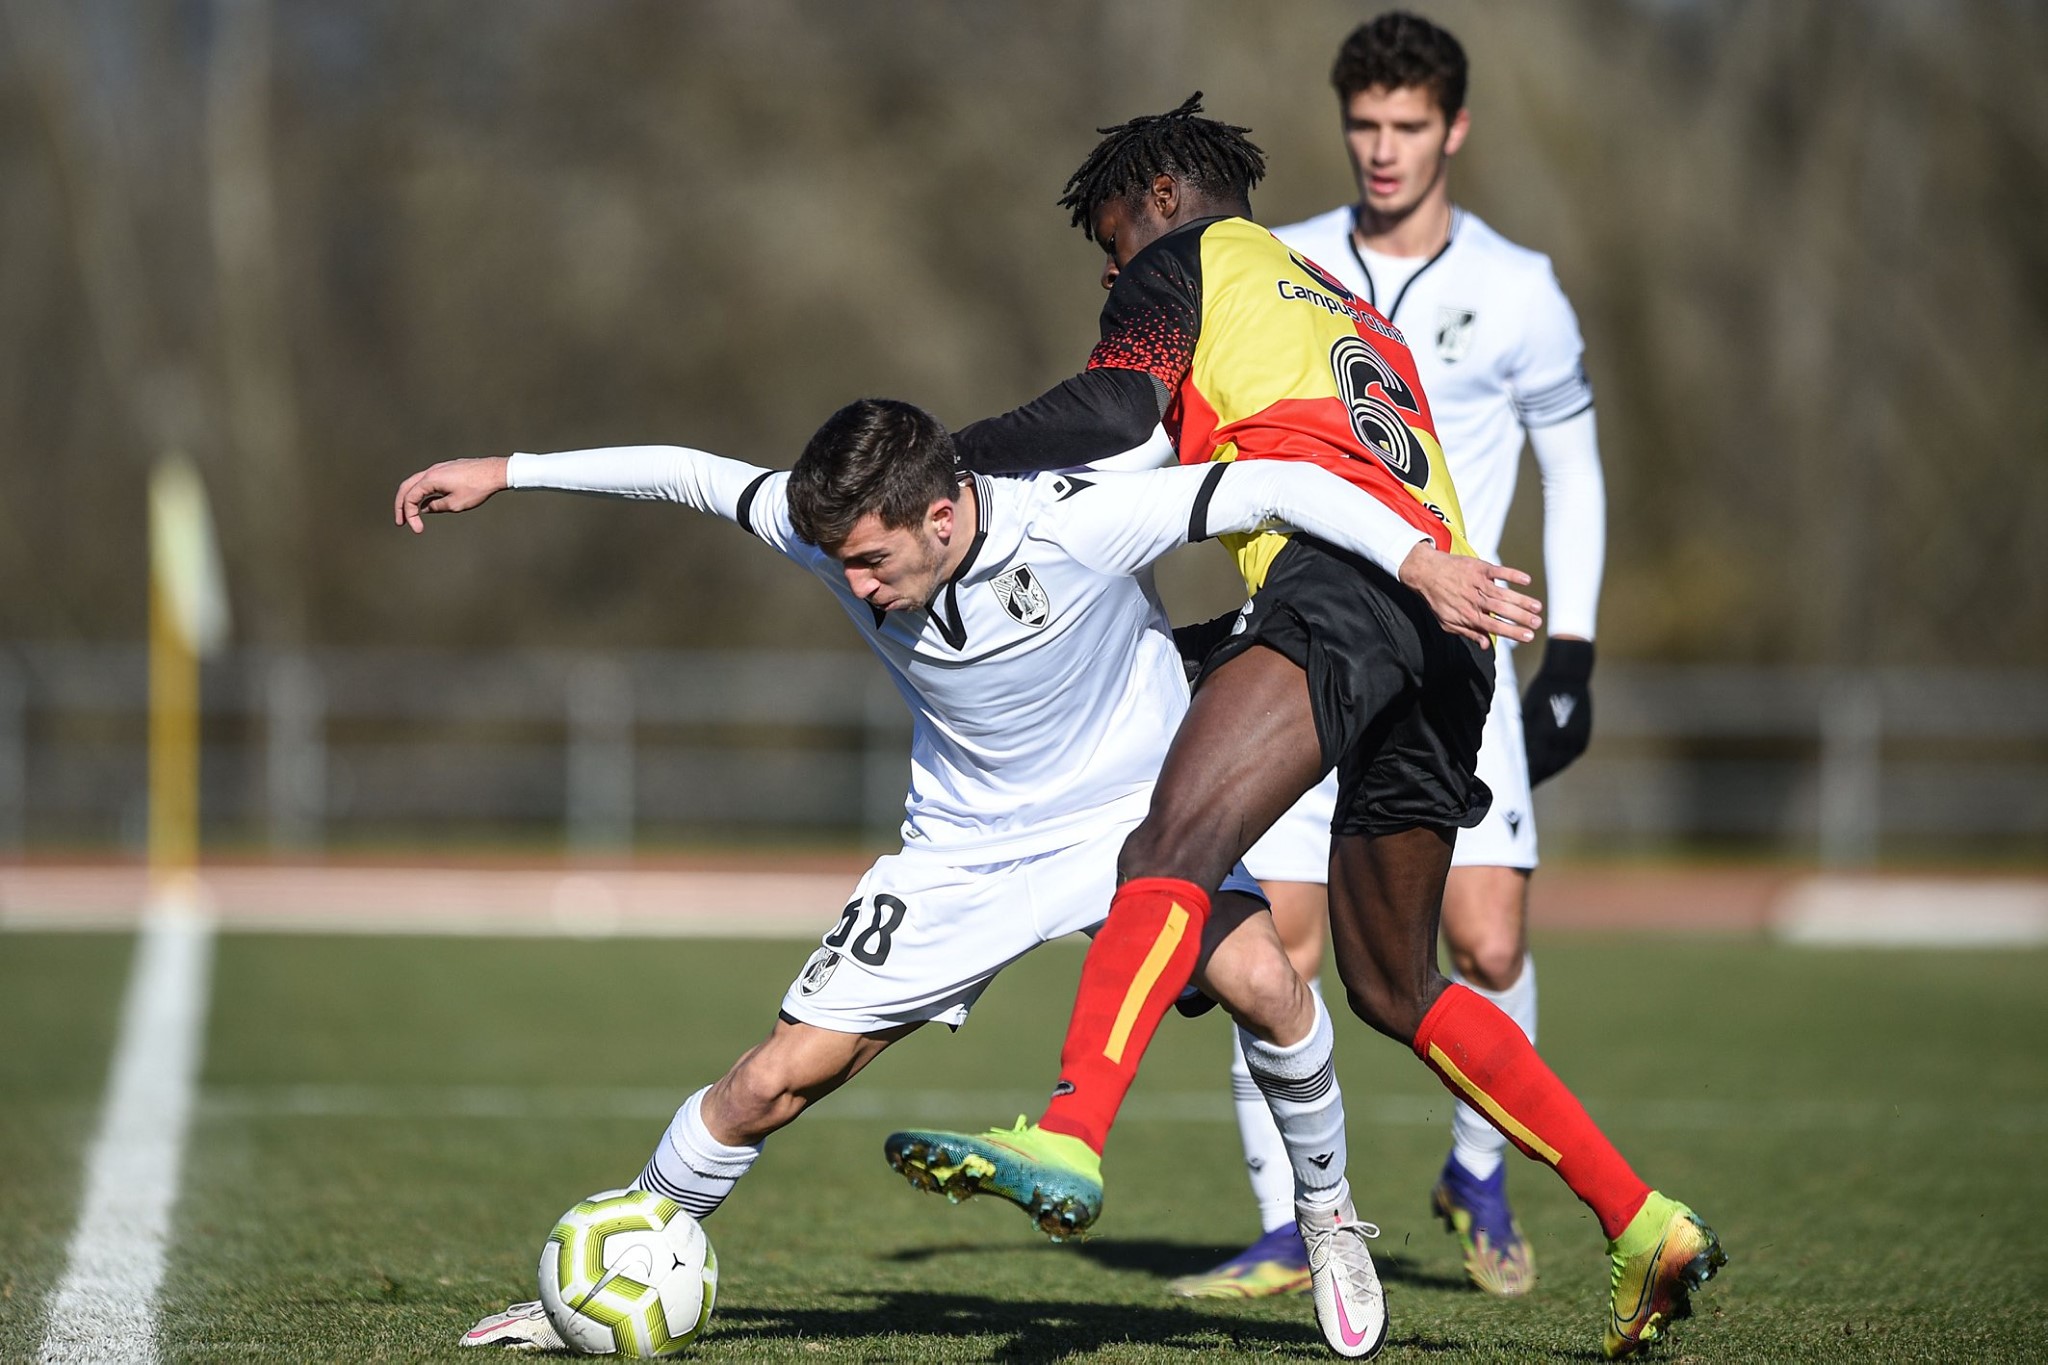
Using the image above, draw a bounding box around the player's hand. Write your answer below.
[394,457,511,533]
[1521,637,1594,785]
[1397,544,1542,648]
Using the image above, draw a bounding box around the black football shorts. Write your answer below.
[1195,534,1494,837]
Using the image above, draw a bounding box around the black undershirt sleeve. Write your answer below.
[952,366,1168,474]
[955,222,1206,475]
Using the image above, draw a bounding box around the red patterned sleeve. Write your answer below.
[951,228,1206,474]
[1087,229,1203,389]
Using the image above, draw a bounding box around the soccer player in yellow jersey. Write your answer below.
[1181,11,1614,1304]
[887,96,1723,1359]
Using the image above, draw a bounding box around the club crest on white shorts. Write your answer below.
[796,947,840,997]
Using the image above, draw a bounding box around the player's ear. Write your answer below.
[1150,173,1179,220]
[1444,106,1471,158]
[927,495,956,542]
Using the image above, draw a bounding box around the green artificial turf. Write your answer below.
[4,929,2044,1360]
[0,933,134,1362]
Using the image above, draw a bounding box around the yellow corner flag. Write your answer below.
[149,456,230,876]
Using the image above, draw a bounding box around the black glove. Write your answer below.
[1170,607,1244,684]
[1520,638,1594,786]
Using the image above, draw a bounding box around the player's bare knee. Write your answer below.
[1217,942,1310,1045]
[1459,936,1526,992]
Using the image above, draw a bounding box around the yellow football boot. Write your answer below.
[1604,1192,1727,1358]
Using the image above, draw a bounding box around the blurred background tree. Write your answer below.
[3,0,2044,667]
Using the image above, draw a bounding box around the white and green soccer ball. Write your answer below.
[538,1188,718,1357]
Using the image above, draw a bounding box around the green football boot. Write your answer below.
[884,1117,1103,1241]
[1604,1192,1727,1359]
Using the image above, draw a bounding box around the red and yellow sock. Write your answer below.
[1039,877,1209,1154]
[1414,983,1650,1240]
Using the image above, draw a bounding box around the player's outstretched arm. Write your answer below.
[394,457,510,532]
[397,446,783,540]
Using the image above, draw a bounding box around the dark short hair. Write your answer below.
[786,399,959,548]
[1057,92,1266,234]
[1330,11,1469,120]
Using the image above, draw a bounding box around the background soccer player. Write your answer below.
[1175,11,1609,1302]
[888,95,1720,1359]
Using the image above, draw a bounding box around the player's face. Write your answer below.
[1342,84,1469,218]
[832,506,952,613]
[1090,193,1174,290]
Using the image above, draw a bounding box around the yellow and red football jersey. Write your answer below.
[1088,216,1474,592]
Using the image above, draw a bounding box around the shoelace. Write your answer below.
[1304,1218,1382,1279]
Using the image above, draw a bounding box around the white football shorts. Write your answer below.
[1243,642,1537,883]
[778,820,1268,1034]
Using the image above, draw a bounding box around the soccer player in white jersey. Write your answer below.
[394,398,1541,1357]
[1170,13,1607,1301]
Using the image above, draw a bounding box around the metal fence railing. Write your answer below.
[1,644,2042,863]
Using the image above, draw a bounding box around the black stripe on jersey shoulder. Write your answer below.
[734,471,774,537]
[1188,463,1230,542]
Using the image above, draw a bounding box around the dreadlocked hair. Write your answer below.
[1057,92,1266,233]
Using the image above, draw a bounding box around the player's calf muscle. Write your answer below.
[1331,924,1450,1042]
[706,1023,882,1143]
[705,1056,809,1143]
[1338,974,1445,1044]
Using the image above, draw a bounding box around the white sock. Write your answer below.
[1448,955,1538,1180]
[1232,1019,1299,1235]
[1239,986,1347,1210]
[633,1086,761,1220]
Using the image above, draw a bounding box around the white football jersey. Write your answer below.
[1272,207,1594,564]
[508,445,1430,862]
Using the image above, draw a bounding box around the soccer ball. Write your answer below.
[537,1188,718,1357]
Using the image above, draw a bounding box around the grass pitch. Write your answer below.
[4,926,2045,1361]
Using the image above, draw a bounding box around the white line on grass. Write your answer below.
[39,881,215,1365]
[194,1083,2048,1135]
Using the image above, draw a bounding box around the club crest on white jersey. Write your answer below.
[1435,307,1477,363]
[991,564,1051,628]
